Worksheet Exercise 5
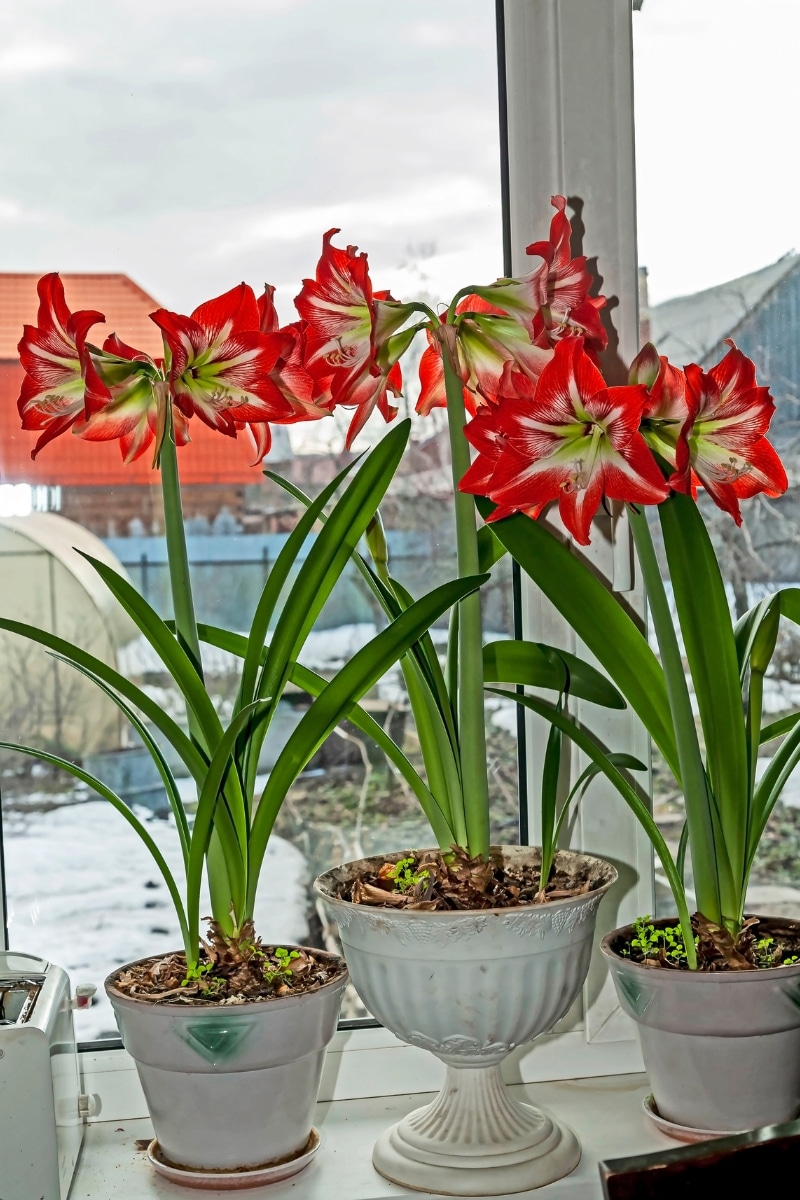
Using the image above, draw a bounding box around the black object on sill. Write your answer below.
[600,1118,800,1197]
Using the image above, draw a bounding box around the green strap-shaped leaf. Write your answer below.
[247,573,488,913]
[78,553,223,755]
[240,456,362,716]
[51,653,191,865]
[659,493,749,918]
[0,741,192,965]
[553,753,646,847]
[477,524,507,572]
[735,594,780,682]
[274,492,466,834]
[676,818,690,888]
[259,421,411,706]
[483,640,626,709]
[194,621,458,850]
[628,503,722,925]
[397,652,465,845]
[744,598,780,859]
[185,701,271,948]
[479,500,679,777]
[266,471,459,746]
[779,587,800,628]
[242,423,412,799]
[78,554,251,846]
[487,687,696,968]
[750,718,800,870]
[539,710,563,889]
[389,575,459,749]
[761,711,800,745]
[0,619,207,783]
[196,622,454,833]
[290,661,455,846]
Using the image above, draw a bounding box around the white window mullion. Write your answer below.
[500,0,652,1073]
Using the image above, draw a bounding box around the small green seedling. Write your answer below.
[262,946,301,985]
[623,915,695,966]
[385,857,430,894]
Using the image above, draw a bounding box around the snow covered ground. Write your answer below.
[7,602,800,1044]
[2,621,519,1042]
[3,801,308,1041]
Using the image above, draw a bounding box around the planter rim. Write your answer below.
[104,943,348,1011]
[601,915,800,981]
[314,845,617,918]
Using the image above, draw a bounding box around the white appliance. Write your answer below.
[0,951,97,1200]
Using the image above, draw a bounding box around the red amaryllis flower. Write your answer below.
[295,230,414,447]
[151,283,296,439]
[471,196,607,354]
[256,286,331,434]
[74,335,190,465]
[458,402,540,522]
[629,342,690,471]
[295,230,374,387]
[461,338,669,545]
[525,196,607,352]
[672,341,788,523]
[416,297,552,417]
[17,273,105,457]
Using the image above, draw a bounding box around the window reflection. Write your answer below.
[0,0,505,1036]
[634,0,800,918]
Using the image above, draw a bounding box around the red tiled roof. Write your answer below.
[0,273,274,486]
[0,273,164,360]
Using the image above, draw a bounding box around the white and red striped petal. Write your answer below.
[459,338,667,544]
[151,288,296,434]
[671,344,787,520]
[16,273,106,457]
[295,230,374,380]
[338,361,402,449]
[472,196,606,351]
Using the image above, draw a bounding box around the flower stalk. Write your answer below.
[158,397,203,683]
[441,334,490,859]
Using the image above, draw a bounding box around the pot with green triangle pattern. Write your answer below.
[105,947,347,1181]
[602,918,800,1135]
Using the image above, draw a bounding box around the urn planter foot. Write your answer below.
[372,1065,580,1196]
[315,848,616,1195]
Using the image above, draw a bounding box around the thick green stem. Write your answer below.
[441,337,490,858]
[628,505,722,928]
[160,411,203,683]
[159,404,239,936]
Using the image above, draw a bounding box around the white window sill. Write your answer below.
[74,1072,678,1199]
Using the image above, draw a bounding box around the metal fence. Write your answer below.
[104,530,515,634]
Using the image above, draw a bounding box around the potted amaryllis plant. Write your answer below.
[460,317,800,1137]
[0,275,486,1186]
[156,200,638,1197]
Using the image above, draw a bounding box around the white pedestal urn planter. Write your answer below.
[602,919,800,1134]
[106,947,347,1187]
[315,847,617,1196]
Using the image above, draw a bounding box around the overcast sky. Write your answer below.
[1,0,797,426]
[0,0,502,320]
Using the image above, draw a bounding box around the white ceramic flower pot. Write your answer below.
[314,847,617,1196]
[602,918,800,1133]
[105,946,347,1183]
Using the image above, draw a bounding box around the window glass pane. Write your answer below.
[634,0,800,919]
[0,0,503,1036]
